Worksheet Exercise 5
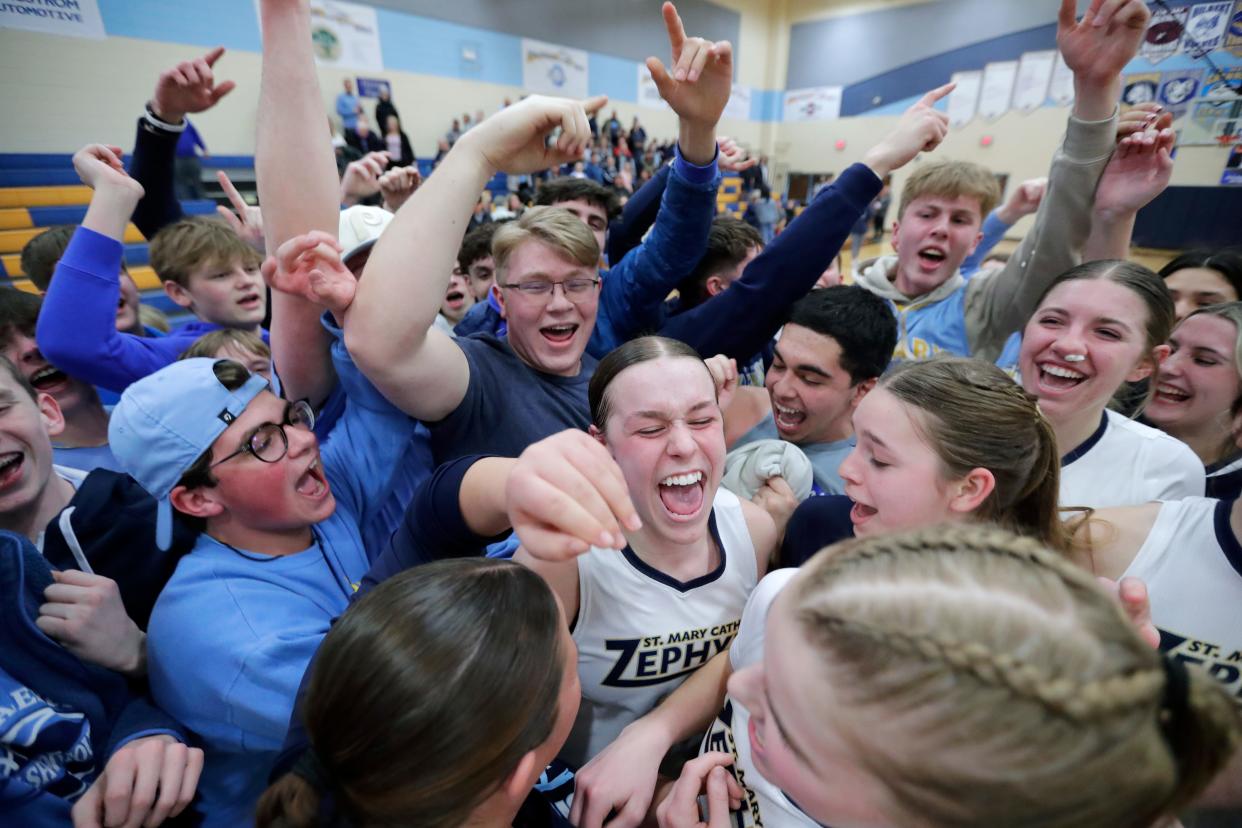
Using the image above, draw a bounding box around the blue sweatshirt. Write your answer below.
[659,162,881,363]
[143,346,419,827]
[0,532,188,825]
[36,227,268,394]
[454,150,719,360]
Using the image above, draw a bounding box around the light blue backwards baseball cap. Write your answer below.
[109,358,270,550]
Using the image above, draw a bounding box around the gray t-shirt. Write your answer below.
[426,333,596,465]
[734,416,853,496]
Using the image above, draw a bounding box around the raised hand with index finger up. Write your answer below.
[647,2,732,164]
[150,45,236,124]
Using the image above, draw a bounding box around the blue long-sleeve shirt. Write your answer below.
[659,162,882,362]
[36,227,267,394]
[606,163,671,265]
[960,209,1011,278]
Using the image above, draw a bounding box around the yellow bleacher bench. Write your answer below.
[0,186,94,209]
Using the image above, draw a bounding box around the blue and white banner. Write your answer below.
[1142,4,1188,63]
[0,0,103,39]
[1183,2,1233,57]
[782,86,841,122]
[522,38,589,100]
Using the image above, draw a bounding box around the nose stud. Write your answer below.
[1063,354,1086,363]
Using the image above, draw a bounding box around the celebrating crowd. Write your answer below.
[2,1,1240,827]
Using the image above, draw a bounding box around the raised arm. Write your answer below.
[130,47,235,239]
[343,95,599,420]
[588,2,730,354]
[255,0,348,407]
[963,0,1146,358]
[1082,128,1175,260]
[960,177,1045,277]
[661,84,952,361]
[606,163,670,264]
[36,146,195,391]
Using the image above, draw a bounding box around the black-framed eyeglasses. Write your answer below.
[500,277,600,300]
[211,399,316,468]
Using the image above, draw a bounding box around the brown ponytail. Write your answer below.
[254,772,323,828]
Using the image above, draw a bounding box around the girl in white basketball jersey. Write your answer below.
[1145,302,1242,500]
[512,336,777,773]
[1018,259,1204,507]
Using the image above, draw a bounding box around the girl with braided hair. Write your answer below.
[661,524,1239,828]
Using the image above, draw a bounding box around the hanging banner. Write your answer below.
[305,0,383,72]
[1122,72,1161,106]
[978,61,1018,120]
[782,86,842,122]
[1142,4,1189,63]
[1222,144,1242,185]
[637,64,670,110]
[1159,68,1206,118]
[723,84,752,121]
[1227,0,1242,55]
[1203,67,1242,98]
[948,71,981,126]
[1183,2,1233,57]
[1182,98,1242,145]
[1048,51,1076,106]
[1013,51,1055,112]
[522,38,589,99]
[0,0,104,39]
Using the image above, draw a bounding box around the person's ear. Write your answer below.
[491,283,508,320]
[502,751,540,802]
[36,391,65,439]
[946,467,995,516]
[705,275,726,297]
[967,228,984,256]
[849,377,877,409]
[587,423,607,447]
[169,484,226,521]
[162,280,195,310]
[889,219,902,252]
[1128,344,1170,383]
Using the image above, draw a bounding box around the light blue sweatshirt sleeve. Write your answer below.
[960,209,1012,278]
[319,316,425,525]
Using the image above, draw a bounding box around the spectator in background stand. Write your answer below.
[446,118,462,146]
[345,116,384,155]
[605,109,622,147]
[753,186,780,244]
[374,86,398,136]
[174,117,208,200]
[462,112,474,132]
[335,77,361,132]
[628,116,647,174]
[383,115,414,167]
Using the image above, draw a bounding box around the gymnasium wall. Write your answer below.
[2,0,1239,219]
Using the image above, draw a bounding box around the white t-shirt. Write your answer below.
[1121,497,1242,699]
[562,487,759,768]
[700,568,822,828]
[1059,410,1204,508]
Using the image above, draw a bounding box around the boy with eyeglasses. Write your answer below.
[108,354,418,827]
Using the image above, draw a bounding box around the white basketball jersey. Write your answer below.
[1060,410,1205,508]
[700,568,822,828]
[1122,497,1242,700]
[561,487,759,768]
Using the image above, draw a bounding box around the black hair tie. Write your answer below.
[292,748,335,794]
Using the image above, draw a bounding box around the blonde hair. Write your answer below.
[897,160,1001,222]
[180,328,271,362]
[491,206,599,286]
[149,217,262,288]
[791,524,1241,828]
[881,358,1067,553]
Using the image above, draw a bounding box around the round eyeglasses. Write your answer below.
[210,399,316,468]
